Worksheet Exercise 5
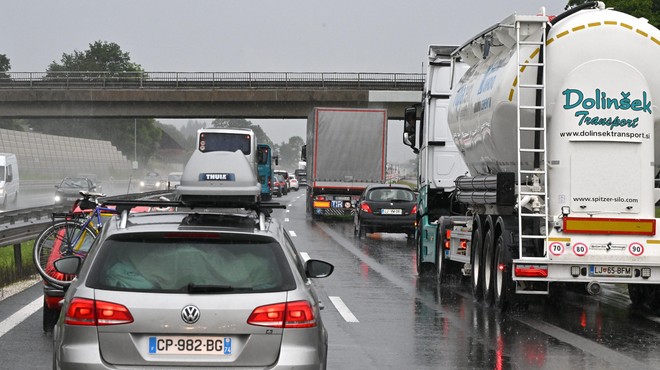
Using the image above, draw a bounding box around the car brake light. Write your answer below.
[65,298,134,326]
[317,196,326,201]
[412,204,417,214]
[247,300,316,328]
[360,202,372,213]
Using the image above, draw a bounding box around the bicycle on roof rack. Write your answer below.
[32,191,116,287]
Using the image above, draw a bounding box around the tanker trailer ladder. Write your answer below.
[515,13,550,294]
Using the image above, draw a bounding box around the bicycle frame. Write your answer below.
[56,195,118,255]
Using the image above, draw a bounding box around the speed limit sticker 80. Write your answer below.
[573,243,588,256]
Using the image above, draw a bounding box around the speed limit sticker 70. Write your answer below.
[629,243,644,256]
[549,242,564,256]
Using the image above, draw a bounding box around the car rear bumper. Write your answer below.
[359,215,415,233]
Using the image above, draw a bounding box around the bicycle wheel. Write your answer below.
[33,220,98,286]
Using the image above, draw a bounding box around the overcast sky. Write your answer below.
[3,0,568,163]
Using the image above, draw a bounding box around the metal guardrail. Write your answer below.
[0,71,424,90]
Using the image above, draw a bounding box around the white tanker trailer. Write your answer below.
[403,2,660,311]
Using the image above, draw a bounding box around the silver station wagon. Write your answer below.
[53,207,333,369]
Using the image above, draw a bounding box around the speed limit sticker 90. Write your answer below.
[629,243,644,256]
[573,243,588,256]
[549,242,564,256]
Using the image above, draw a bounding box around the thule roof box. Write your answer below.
[176,128,262,208]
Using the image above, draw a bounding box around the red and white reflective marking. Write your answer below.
[629,242,644,256]
[573,242,588,256]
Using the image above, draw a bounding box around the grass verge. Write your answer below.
[0,241,38,288]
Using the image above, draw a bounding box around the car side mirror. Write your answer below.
[53,256,83,276]
[305,259,334,278]
[403,106,418,152]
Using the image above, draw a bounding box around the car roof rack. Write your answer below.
[100,198,287,231]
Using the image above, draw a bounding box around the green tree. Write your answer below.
[566,0,660,28]
[275,136,305,170]
[0,54,10,79]
[48,41,142,74]
[0,54,9,72]
[28,41,162,165]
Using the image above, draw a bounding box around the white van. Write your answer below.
[0,153,19,208]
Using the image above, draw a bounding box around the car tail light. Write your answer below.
[247,300,316,329]
[65,298,134,326]
[268,176,271,187]
[45,295,63,309]
[360,202,372,213]
[412,204,417,215]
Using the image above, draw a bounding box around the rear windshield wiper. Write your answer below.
[186,283,253,294]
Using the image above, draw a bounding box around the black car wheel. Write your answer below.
[43,299,60,333]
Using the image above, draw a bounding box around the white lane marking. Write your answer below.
[286,209,290,213]
[288,204,292,207]
[284,217,290,222]
[288,230,297,237]
[300,252,310,261]
[329,296,359,323]
[0,296,42,338]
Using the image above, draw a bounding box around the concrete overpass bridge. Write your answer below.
[0,71,423,119]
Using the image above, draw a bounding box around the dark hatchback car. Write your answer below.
[54,177,97,205]
[354,184,416,238]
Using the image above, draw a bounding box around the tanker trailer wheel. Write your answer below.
[470,220,484,300]
[482,228,496,305]
[493,232,516,311]
[435,218,451,283]
[628,284,644,307]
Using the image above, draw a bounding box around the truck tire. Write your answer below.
[435,218,451,283]
[628,284,643,307]
[493,232,514,311]
[482,227,495,305]
[470,221,484,300]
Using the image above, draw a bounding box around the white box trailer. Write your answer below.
[403,2,660,311]
[304,107,387,217]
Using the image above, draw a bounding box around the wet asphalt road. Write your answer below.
[2,190,660,369]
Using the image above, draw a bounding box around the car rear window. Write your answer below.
[87,233,296,293]
[367,188,414,202]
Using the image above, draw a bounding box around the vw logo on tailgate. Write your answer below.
[181,305,200,324]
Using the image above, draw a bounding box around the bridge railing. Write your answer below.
[0,71,424,90]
